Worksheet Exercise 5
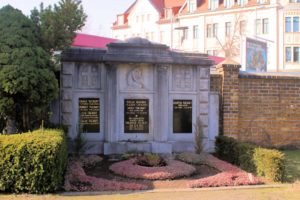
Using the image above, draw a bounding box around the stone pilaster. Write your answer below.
[155,65,169,142]
[61,62,74,138]
[197,67,210,138]
[217,60,241,138]
[104,63,118,142]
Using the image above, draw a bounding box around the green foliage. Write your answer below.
[194,116,205,154]
[0,129,68,193]
[135,153,167,167]
[0,5,58,132]
[73,123,93,156]
[30,0,87,53]
[254,148,286,182]
[176,152,210,165]
[45,122,69,135]
[215,136,238,164]
[215,135,286,182]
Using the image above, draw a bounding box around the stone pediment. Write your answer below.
[62,37,214,67]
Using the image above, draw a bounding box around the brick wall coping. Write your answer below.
[210,71,222,77]
[239,71,300,80]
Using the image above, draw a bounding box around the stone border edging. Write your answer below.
[61,184,286,196]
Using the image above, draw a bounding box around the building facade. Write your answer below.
[112,0,300,72]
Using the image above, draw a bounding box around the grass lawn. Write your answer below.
[282,150,300,183]
[1,185,300,200]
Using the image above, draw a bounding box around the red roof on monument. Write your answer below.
[72,33,225,65]
[72,33,118,48]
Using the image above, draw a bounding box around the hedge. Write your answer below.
[215,136,286,182]
[0,129,68,193]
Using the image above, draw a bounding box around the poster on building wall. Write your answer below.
[246,38,267,72]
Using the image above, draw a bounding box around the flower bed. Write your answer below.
[109,159,196,180]
[188,154,263,188]
[64,158,148,192]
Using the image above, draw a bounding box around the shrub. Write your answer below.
[215,136,286,182]
[0,129,68,193]
[135,153,167,167]
[215,135,238,165]
[254,148,286,182]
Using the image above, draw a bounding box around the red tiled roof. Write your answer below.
[72,33,118,48]
[208,55,226,65]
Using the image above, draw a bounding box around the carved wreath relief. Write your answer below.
[126,66,145,89]
[173,67,193,90]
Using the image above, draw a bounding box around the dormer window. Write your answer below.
[209,0,219,10]
[117,15,124,25]
[165,8,173,19]
[187,0,196,13]
[224,0,234,8]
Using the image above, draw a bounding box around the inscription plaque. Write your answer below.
[173,100,192,133]
[79,98,100,133]
[124,99,149,133]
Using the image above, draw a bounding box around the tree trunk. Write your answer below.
[22,104,29,131]
[6,116,17,134]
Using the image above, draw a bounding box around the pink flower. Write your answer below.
[110,159,196,180]
[188,155,263,188]
[64,159,148,192]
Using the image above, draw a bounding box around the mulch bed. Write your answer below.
[84,157,219,189]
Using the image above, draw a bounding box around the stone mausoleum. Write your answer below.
[60,38,219,154]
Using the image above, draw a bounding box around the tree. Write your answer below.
[0,5,58,134]
[30,0,87,54]
[215,13,243,59]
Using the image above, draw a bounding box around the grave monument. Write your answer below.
[60,38,219,154]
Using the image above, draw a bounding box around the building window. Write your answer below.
[240,20,246,35]
[136,16,139,23]
[294,17,299,32]
[213,23,218,37]
[145,32,149,40]
[256,19,262,35]
[238,0,247,6]
[224,0,234,8]
[294,47,300,62]
[188,0,196,13]
[286,47,292,62]
[210,0,219,10]
[147,14,151,21]
[207,50,217,56]
[225,22,231,36]
[286,17,292,32]
[183,29,188,40]
[207,24,212,38]
[263,18,269,34]
[257,0,267,3]
[193,25,198,39]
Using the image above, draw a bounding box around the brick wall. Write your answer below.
[210,64,300,148]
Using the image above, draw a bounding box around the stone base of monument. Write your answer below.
[103,141,198,155]
[67,140,215,155]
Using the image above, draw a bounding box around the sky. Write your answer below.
[0,0,135,37]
